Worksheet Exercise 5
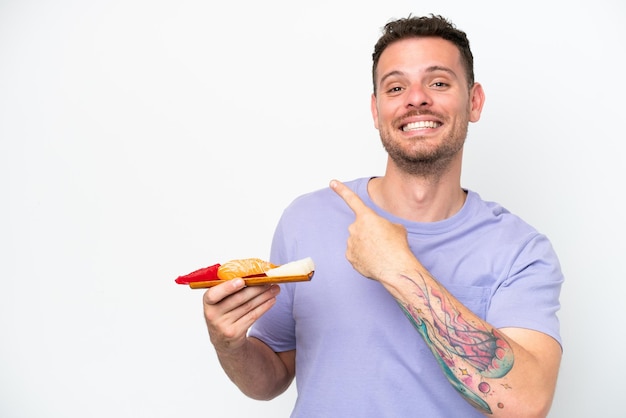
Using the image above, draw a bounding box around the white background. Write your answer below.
[1,1,625,417]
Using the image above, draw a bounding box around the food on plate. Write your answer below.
[217,258,277,280]
[265,257,315,277]
[174,263,220,284]
[174,257,315,287]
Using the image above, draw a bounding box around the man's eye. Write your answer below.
[432,82,448,88]
[387,86,403,93]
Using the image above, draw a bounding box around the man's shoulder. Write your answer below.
[465,190,543,241]
[289,177,368,207]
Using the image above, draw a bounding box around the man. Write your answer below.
[203,14,563,417]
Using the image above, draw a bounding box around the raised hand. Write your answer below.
[329,179,417,282]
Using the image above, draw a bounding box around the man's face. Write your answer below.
[371,37,484,177]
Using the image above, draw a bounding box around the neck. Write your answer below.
[368,157,466,222]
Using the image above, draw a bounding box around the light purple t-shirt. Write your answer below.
[249,177,563,418]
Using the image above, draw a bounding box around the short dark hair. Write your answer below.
[372,14,475,94]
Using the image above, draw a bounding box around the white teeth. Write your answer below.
[402,121,441,131]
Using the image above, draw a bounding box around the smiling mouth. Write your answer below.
[402,120,442,132]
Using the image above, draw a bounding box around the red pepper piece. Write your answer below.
[175,263,221,284]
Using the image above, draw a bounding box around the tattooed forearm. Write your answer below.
[397,272,514,414]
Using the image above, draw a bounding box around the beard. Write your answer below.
[379,110,469,179]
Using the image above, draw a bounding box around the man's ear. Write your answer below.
[469,82,485,123]
[371,93,380,129]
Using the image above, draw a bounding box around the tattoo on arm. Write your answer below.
[397,272,514,414]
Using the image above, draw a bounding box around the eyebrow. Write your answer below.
[378,65,458,87]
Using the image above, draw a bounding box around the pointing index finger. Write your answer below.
[329,179,369,215]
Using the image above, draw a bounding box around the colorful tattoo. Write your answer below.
[397,272,514,414]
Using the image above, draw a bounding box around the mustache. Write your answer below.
[393,110,445,127]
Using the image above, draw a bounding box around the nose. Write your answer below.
[405,84,431,108]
